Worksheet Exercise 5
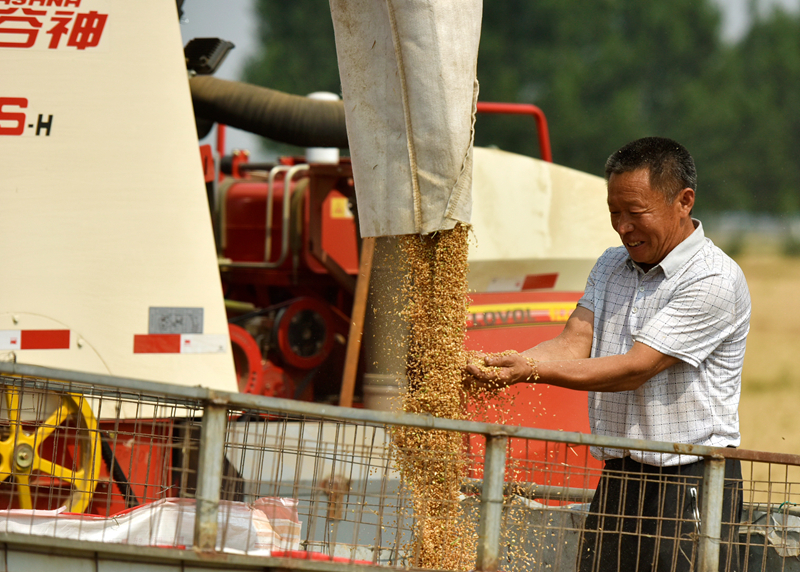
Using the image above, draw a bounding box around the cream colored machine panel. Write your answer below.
[0,0,236,390]
[469,147,620,292]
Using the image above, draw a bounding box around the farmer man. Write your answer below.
[465,136,750,571]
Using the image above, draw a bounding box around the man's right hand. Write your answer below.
[463,351,538,392]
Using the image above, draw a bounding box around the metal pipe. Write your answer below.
[361,236,408,411]
[193,78,561,166]
[192,403,228,552]
[462,477,594,503]
[215,123,226,157]
[265,165,290,262]
[476,435,507,572]
[275,165,309,268]
[218,165,309,270]
[698,457,726,572]
[234,162,277,172]
[475,102,553,162]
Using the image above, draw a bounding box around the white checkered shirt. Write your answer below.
[577,220,751,466]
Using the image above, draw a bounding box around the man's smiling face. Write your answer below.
[607,169,695,271]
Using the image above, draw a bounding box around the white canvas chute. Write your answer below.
[330,0,482,236]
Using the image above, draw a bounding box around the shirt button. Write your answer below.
[639,286,645,292]
[632,307,638,314]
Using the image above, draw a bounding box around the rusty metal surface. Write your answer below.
[476,435,507,572]
[193,403,228,551]
[3,362,799,468]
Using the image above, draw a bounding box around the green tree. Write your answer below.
[725,8,800,214]
[670,6,800,215]
[242,0,341,156]
[476,0,725,178]
[243,0,340,96]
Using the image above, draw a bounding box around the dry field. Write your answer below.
[736,255,800,457]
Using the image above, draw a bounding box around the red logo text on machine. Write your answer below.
[0,98,53,136]
[0,3,107,50]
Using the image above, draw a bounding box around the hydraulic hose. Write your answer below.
[189,76,349,148]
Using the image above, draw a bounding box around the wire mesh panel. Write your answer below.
[738,460,800,572]
[0,374,218,550]
[465,444,800,572]
[223,410,410,564]
[0,376,203,515]
[0,372,413,561]
[469,436,600,572]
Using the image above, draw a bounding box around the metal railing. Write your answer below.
[0,362,797,572]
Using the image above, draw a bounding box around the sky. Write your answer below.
[714,0,800,40]
[178,0,800,162]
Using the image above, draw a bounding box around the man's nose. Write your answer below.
[616,215,634,235]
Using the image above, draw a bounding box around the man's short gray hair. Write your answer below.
[605,137,697,203]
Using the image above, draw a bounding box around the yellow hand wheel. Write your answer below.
[0,386,101,513]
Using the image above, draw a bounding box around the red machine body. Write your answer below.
[222,176,358,273]
[9,104,604,517]
[218,159,359,402]
[465,290,603,493]
[211,104,602,495]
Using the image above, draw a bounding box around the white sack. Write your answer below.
[330,0,482,236]
[0,497,301,555]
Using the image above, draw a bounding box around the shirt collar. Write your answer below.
[627,219,705,279]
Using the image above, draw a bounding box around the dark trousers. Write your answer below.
[577,456,743,572]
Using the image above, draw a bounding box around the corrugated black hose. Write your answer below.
[189,76,349,148]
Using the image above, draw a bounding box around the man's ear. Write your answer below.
[676,187,695,215]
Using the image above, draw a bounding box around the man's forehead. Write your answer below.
[607,170,655,196]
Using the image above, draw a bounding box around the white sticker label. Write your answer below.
[180,334,226,354]
[0,330,21,350]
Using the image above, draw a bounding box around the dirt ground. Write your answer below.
[723,254,800,500]
[736,255,800,457]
